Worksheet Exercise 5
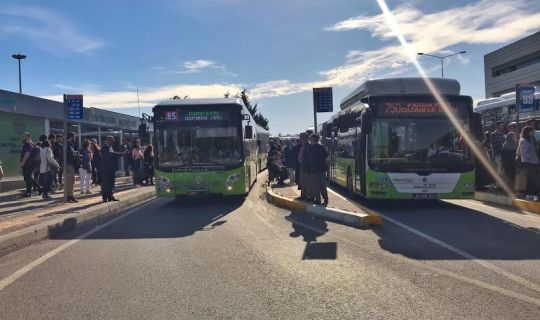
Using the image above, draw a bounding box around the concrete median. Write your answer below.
[266,186,383,228]
[0,188,156,255]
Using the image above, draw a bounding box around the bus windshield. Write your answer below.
[369,118,473,173]
[155,124,243,169]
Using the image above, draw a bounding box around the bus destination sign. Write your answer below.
[179,110,226,121]
[376,100,467,118]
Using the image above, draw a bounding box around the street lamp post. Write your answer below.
[417,51,466,78]
[12,53,27,94]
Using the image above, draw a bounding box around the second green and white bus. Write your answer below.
[322,77,479,200]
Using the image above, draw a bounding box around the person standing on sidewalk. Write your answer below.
[516,126,540,201]
[284,141,299,183]
[65,132,79,203]
[20,132,41,198]
[490,121,505,173]
[501,132,517,191]
[39,139,60,200]
[296,132,310,200]
[143,144,155,186]
[48,134,57,188]
[91,139,102,187]
[101,135,122,202]
[120,138,132,177]
[78,140,93,195]
[305,134,329,205]
[52,134,63,188]
[132,140,144,187]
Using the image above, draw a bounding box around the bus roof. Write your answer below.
[340,77,461,110]
[475,87,540,112]
[154,98,243,107]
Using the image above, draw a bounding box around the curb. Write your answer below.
[512,199,540,215]
[474,191,514,207]
[266,187,383,228]
[474,191,540,216]
[0,188,156,255]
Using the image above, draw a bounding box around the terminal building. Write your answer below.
[484,31,540,98]
[0,89,146,178]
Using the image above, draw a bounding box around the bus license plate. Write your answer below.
[188,190,209,197]
[413,193,437,199]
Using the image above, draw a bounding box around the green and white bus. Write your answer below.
[322,78,478,200]
[152,98,268,198]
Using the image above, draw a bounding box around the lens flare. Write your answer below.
[375,0,515,199]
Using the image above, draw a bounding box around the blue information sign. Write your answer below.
[313,87,333,113]
[64,94,83,120]
[516,84,535,112]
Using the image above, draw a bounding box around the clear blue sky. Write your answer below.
[0,0,539,134]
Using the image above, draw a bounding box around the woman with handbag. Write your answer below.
[39,139,60,200]
[516,126,540,201]
[79,140,93,195]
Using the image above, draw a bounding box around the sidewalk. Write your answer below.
[267,181,383,228]
[0,177,156,254]
[475,191,540,215]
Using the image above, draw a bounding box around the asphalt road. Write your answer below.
[1,174,539,319]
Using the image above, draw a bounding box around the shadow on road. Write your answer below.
[56,197,244,240]
[370,200,540,261]
[328,183,540,261]
[286,211,337,260]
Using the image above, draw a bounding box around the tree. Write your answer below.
[239,89,269,130]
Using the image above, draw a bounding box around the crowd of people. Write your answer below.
[9,132,155,203]
[267,130,329,205]
[480,118,540,200]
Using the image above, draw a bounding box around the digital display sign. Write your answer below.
[374,97,470,118]
[179,110,226,121]
[165,111,178,121]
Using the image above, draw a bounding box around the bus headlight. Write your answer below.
[225,172,241,191]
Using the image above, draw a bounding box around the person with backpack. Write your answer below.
[20,132,41,198]
[39,139,60,200]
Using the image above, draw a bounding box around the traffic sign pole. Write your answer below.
[313,103,318,134]
[62,94,83,203]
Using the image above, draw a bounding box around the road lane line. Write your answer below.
[0,199,155,291]
[264,212,540,307]
[378,213,540,294]
[327,187,540,293]
[328,188,348,201]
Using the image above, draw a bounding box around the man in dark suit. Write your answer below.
[101,135,122,202]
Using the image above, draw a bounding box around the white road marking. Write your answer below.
[328,188,347,201]
[328,189,540,294]
[258,211,540,307]
[0,199,155,291]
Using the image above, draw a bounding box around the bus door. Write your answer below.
[355,130,367,196]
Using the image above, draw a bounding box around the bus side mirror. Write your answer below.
[472,113,483,141]
[360,109,373,134]
[245,125,254,139]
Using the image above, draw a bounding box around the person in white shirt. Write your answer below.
[39,139,60,200]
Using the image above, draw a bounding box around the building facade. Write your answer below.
[0,89,147,177]
[484,31,540,98]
